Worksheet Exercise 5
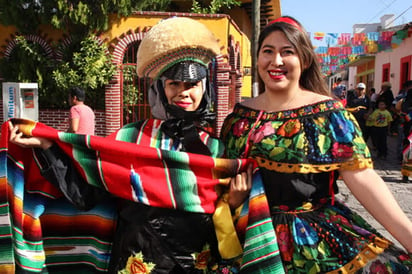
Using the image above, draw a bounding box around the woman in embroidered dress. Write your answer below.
[9,17,250,273]
[221,16,412,273]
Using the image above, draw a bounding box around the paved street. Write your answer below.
[336,135,412,249]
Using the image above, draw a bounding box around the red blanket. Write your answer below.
[0,119,252,272]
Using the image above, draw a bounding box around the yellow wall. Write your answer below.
[0,25,17,52]
[105,14,232,54]
[38,24,66,42]
[0,24,65,54]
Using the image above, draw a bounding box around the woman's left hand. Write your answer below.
[228,164,252,209]
[8,121,53,149]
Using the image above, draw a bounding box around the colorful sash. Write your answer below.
[0,119,284,273]
[237,170,284,274]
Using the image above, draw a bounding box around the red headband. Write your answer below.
[268,17,303,32]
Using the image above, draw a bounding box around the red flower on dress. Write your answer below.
[331,142,353,158]
[233,119,250,137]
[399,253,412,262]
[277,119,301,138]
[276,224,294,262]
[369,260,389,274]
[251,121,275,143]
[194,249,210,270]
[330,214,352,228]
[129,260,148,274]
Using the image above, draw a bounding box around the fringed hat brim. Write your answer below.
[136,17,220,79]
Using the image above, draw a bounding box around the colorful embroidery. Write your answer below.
[118,252,156,274]
[192,244,211,271]
[222,99,373,173]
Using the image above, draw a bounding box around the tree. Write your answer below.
[0,0,239,109]
[0,0,172,35]
[52,36,117,109]
[191,0,240,14]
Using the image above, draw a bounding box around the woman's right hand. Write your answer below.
[9,121,53,150]
[228,164,253,210]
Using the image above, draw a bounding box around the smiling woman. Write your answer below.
[221,16,412,273]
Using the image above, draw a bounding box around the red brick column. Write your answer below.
[215,55,231,137]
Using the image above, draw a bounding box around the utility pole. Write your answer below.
[252,0,260,97]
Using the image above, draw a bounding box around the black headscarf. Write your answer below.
[148,61,216,156]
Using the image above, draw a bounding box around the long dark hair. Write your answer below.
[257,16,330,96]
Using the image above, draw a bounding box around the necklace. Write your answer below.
[251,90,301,112]
[262,90,300,112]
[284,90,300,109]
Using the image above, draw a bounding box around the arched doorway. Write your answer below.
[121,40,152,125]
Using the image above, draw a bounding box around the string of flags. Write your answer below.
[311,26,411,75]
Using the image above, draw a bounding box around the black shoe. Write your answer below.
[401,175,409,183]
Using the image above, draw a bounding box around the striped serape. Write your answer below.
[0,119,283,273]
[236,169,285,274]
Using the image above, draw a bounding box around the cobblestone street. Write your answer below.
[336,135,412,249]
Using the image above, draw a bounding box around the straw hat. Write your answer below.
[136,17,221,79]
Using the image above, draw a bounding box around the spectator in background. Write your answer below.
[369,100,393,159]
[377,82,396,134]
[369,87,378,108]
[346,82,370,140]
[394,80,412,104]
[377,81,395,108]
[332,77,346,100]
[67,87,95,135]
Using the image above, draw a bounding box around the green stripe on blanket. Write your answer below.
[1,119,284,273]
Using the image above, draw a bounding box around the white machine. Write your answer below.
[2,82,39,121]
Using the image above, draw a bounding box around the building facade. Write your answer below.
[0,3,282,136]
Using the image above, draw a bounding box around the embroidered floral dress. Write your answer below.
[221,99,412,273]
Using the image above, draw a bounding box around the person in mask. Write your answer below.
[8,17,250,273]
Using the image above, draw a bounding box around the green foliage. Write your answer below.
[0,1,43,33]
[0,35,61,108]
[50,0,111,33]
[191,0,241,14]
[0,35,115,109]
[53,36,117,109]
[0,0,172,35]
[122,65,141,109]
[112,0,172,14]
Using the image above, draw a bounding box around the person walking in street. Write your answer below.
[369,87,378,108]
[346,82,371,141]
[67,86,95,135]
[332,77,346,100]
[369,100,393,159]
[377,81,395,110]
[221,16,412,273]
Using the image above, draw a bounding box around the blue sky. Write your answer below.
[281,0,412,46]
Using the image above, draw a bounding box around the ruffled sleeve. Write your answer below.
[221,100,373,174]
[327,109,373,170]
